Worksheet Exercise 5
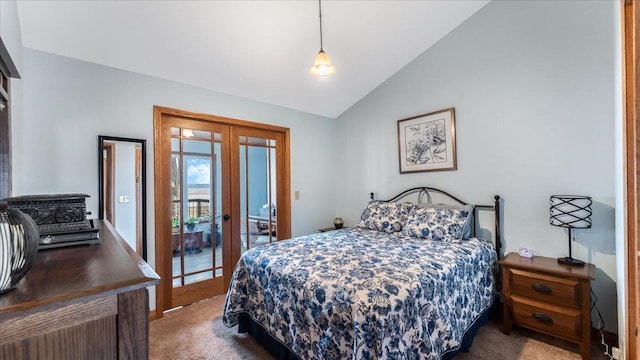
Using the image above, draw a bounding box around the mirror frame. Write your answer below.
[98,135,147,260]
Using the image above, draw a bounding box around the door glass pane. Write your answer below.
[239,135,277,253]
[171,128,222,288]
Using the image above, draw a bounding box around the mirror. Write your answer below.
[98,136,147,260]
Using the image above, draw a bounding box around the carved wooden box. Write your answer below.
[4,193,100,249]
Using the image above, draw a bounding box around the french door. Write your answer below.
[154,106,290,315]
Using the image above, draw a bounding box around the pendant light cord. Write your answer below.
[318,0,324,51]
[310,0,335,77]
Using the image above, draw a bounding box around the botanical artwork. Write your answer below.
[397,108,456,173]
[404,118,447,165]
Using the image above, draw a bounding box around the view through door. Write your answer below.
[100,138,145,258]
[169,123,229,308]
[154,106,290,315]
[231,126,286,263]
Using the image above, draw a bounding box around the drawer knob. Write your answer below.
[531,284,552,294]
[532,313,554,324]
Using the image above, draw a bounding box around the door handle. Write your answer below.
[531,284,552,294]
[223,214,230,221]
[532,313,553,324]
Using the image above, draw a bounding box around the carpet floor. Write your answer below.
[149,295,609,360]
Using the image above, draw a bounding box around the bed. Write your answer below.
[223,187,502,359]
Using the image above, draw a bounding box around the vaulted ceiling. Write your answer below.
[16,1,489,118]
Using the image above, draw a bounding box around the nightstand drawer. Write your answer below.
[510,268,581,308]
[512,295,581,341]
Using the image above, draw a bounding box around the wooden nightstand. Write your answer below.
[499,252,596,360]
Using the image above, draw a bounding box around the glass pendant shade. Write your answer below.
[182,129,195,138]
[310,50,335,77]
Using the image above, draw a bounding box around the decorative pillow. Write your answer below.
[356,201,416,233]
[402,206,472,242]
[416,203,474,239]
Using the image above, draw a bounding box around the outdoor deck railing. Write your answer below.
[172,199,210,220]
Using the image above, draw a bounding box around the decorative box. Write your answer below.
[4,193,100,249]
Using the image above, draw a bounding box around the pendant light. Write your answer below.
[310,0,335,77]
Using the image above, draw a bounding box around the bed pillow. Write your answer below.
[402,205,472,242]
[416,203,474,239]
[356,201,416,233]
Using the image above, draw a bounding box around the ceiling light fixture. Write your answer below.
[310,0,335,77]
[183,129,195,137]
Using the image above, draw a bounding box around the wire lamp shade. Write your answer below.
[0,208,40,293]
[549,195,592,266]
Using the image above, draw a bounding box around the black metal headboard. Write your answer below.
[370,187,502,261]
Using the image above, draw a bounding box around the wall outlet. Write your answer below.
[119,195,130,203]
[611,346,621,359]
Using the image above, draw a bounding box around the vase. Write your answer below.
[0,208,40,293]
[334,217,344,229]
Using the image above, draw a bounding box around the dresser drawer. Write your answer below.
[512,295,582,341]
[509,268,581,309]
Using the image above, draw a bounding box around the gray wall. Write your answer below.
[241,146,270,217]
[335,0,618,332]
[113,141,137,250]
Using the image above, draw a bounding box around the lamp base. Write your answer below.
[557,257,585,266]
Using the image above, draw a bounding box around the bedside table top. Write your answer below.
[318,226,348,232]
[499,252,595,280]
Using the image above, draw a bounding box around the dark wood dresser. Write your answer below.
[500,252,595,360]
[0,220,160,359]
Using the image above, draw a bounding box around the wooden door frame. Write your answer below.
[0,71,10,200]
[0,37,20,200]
[623,0,639,358]
[153,105,291,318]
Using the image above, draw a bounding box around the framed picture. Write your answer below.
[397,107,456,173]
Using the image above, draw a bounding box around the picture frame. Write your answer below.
[397,107,456,173]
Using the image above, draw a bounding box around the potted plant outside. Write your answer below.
[185,217,198,231]
[171,217,180,233]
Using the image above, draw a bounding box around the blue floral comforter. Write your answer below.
[223,228,497,359]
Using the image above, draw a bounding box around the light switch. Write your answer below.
[294,191,300,200]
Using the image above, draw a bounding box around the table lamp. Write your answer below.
[549,195,592,266]
[0,208,39,293]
